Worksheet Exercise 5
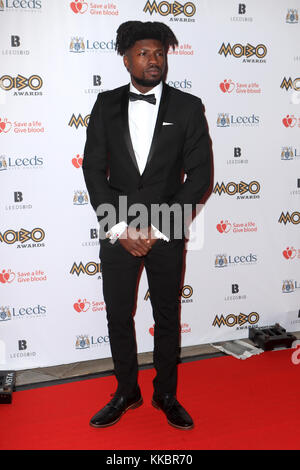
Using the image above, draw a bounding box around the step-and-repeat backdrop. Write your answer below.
[1,0,300,370]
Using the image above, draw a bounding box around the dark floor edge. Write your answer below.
[15,352,224,392]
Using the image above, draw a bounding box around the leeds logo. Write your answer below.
[217,113,230,127]
[73,190,88,205]
[286,9,298,23]
[281,147,294,160]
[75,335,90,349]
[70,37,85,53]
[0,306,11,322]
[282,280,295,293]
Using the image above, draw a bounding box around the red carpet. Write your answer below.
[1,349,299,450]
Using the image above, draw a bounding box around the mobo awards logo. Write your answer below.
[218,42,267,63]
[212,312,259,328]
[143,0,196,21]
[0,74,43,96]
[68,113,90,128]
[278,211,300,225]
[213,180,260,199]
[280,77,300,92]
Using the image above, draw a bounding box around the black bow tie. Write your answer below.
[129,91,156,105]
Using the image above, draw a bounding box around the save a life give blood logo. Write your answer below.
[220,79,235,93]
[219,79,261,95]
[73,298,90,312]
[0,269,15,284]
[216,220,231,233]
[282,247,299,260]
[0,269,47,283]
[0,118,12,134]
[69,0,119,15]
[282,115,300,128]
[70,0,88,14]
[73,298,106,312]
[216,219,257,234]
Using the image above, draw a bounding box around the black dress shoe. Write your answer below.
[90,388,143,428]
[152,394,194,430]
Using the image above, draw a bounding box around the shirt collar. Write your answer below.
[129,81,163,104]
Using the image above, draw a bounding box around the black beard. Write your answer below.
[132,75,162,88]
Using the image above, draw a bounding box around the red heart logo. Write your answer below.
[70,2,79,13]
[216,220,225,233]
[149,325,154,336]
[282,117,289,127]
[72,158,80,168]
[220,82,227,93]
[0,119,11,133]
[70,1,88,13]
[0,269,15,283]
[216,223,223,233]
[283,247,296,259]
[73,302,82,312]
[220,80,234,93]
[283,115,296,128]
[72,154,83,168]
[0,270,7,283]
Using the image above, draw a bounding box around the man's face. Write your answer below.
[123,39,166,91]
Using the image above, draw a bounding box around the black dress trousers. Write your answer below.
[100,237,185,397]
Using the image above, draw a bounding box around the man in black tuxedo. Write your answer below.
[83,21,211,430]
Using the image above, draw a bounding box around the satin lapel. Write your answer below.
[142,83,171,175]
[120,84,140,173]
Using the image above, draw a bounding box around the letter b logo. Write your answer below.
[18,340,27,350]
[90,229,98,239]
[14,191,23,202]
[238,4,246,14]
[11,36,21,47]
[93,75,101,86]
[234,147,241,157]
[232,284,239,294]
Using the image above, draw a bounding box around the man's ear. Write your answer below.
[123,54,130,72]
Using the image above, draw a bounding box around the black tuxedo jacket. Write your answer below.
[83,82,211,239]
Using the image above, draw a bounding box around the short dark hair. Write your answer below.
[116,20,178,56]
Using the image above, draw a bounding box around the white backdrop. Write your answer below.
[0,0,300,370]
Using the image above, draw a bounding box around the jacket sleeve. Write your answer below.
[169,98,211,208]
[165,98,211,240]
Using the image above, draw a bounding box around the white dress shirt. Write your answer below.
[107,82,169,243]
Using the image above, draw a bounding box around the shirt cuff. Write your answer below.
[151,224,170,242]
[106,221,128,244]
